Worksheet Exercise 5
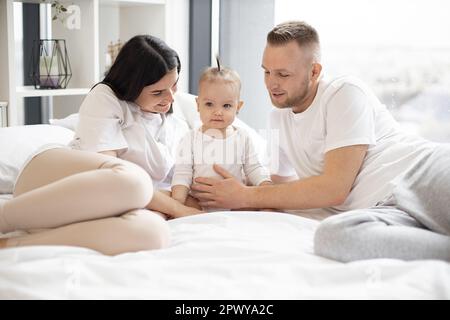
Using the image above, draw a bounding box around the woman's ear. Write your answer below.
[196,97,200,112]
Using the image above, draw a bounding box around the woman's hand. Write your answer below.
[148,190,203,219]
[191,164,250,209]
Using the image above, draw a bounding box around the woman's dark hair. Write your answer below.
[99,35,180,111]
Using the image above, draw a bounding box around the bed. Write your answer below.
[1,93,450,299]
[1,209,449,299]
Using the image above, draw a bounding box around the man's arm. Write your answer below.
[192,144,368,210]
[271,174,298,184]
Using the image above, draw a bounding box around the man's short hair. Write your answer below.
[267,21,321,63]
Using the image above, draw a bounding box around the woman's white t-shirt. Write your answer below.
[70,83,189,189]
[270,75,435,216]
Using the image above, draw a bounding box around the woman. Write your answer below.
[0,35,201,255]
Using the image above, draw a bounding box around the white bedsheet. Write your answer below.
[0,211,449,299]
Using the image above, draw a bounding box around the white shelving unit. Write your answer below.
[16,86,91,98]
[0,0,189,126]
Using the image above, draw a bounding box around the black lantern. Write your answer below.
[30,39,72,89]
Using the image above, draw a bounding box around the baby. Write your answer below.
[171,62,272,211]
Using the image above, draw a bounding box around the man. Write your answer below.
[192,21,450,262]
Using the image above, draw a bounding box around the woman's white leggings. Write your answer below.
[0,148,170,255]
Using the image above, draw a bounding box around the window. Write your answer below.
[219,0,450,141]
[276,0,450,142]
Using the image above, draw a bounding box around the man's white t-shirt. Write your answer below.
[270,75,435,216]
[70,83,189,189]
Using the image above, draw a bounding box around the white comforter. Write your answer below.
[1,211,450,299]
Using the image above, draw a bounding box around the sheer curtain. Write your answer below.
[274,0,450,142]
[219,0,450,141]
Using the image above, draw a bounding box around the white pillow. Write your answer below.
[0,125,74,194]
[172,91,201,129]
[49,113,79,131]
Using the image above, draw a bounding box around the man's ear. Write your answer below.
[311,62,322,81]
[196,97,200,112]
[237,100,244,113]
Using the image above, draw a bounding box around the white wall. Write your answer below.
[120,5,165,40]
[98,2,189,92]
[99,4,120,78]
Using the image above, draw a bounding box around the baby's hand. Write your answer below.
[179,206,204,217]
[185,195,202,210]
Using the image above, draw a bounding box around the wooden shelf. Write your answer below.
[16,86,90,98]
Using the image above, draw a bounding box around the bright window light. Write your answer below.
[275,0,450,142]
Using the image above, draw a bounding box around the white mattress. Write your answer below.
[1,211,450,299]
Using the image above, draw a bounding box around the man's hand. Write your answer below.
[191,164,249,209]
